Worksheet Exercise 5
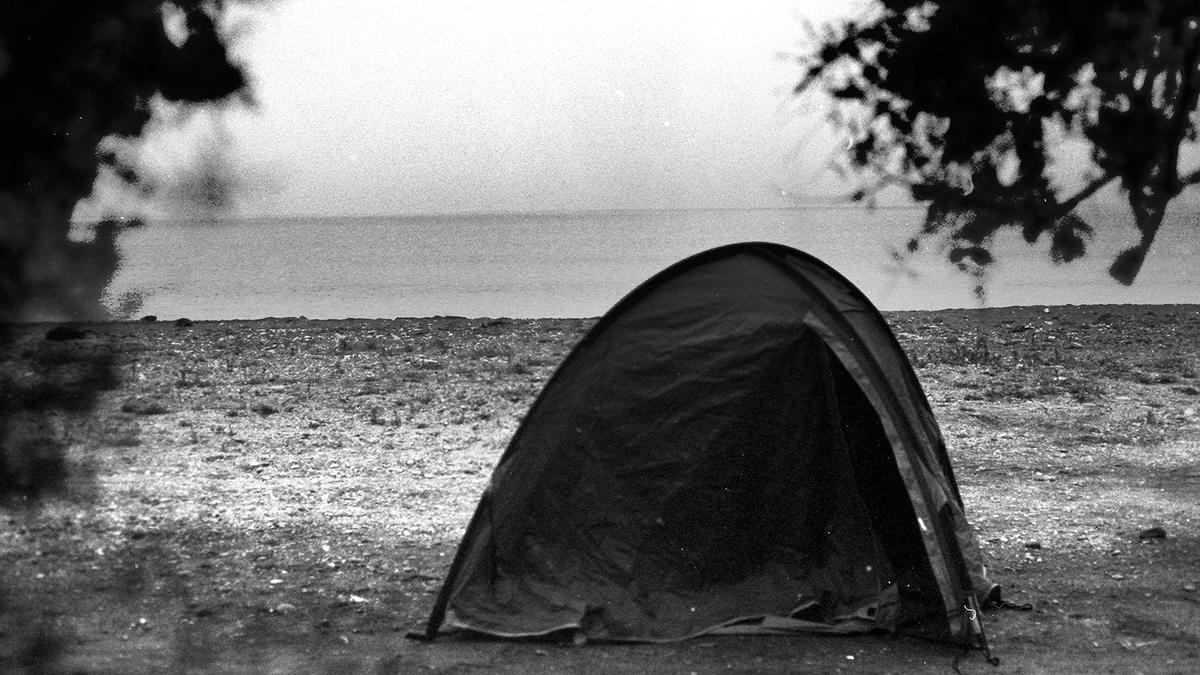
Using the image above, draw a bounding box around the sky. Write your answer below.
[117,0,872,218]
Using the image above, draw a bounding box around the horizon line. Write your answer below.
[108,203,931,224]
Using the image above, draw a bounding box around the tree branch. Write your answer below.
[1053,172,1119,214]
[858,164,1118,228]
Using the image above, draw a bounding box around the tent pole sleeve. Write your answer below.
[407,490,493,641]
[937,504,997,651]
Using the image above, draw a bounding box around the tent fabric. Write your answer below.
[418,243,994,644]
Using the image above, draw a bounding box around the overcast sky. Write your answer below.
[123,1,870,218]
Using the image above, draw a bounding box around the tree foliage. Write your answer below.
[797,0,1200,293]
[1,2,246,501]
[1,1,246,323]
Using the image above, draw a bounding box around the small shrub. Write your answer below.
[949,336,994,365]
[335,336,382,353]
[907,334,1005,368]
[174,369,211,388]
[468,342,513,360]
[499,385,532,402]
[368,406,385,425]
[94,421,142,447]
[1066,379,1105,403]
[45,325,86,341]
[1130,370,1179,385]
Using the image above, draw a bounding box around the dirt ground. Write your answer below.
[2,304,1199,673]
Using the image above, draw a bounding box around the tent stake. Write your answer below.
[966,594,1000,666]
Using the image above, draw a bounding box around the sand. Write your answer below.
[1,305,1199,672]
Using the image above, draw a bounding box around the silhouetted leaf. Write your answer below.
[832,83,866,100]
[1050,214,1094,264]
[948,246,994,268]
[1109,246,1147,285]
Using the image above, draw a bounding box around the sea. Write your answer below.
[102,205,1200,320]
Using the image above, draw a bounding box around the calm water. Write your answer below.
[104,206,1200,319]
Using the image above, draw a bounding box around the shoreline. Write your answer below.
[10,301,1200,327]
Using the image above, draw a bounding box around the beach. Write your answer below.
[2,304,1199,672]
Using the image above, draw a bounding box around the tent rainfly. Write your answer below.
[413,242,998,647]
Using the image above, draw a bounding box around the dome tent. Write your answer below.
[413,242,996,645]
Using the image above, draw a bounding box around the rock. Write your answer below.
[175,317,193,327]
[1184,584,1196,592]
[121,396,169,415]
[1138,526,1167,540]
[45,325,86,341]
[1024,541,1042,549]
[1110,573,1126,580]
[273,603,298,614]
[250,401,279,416]
[140,315,157,322]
